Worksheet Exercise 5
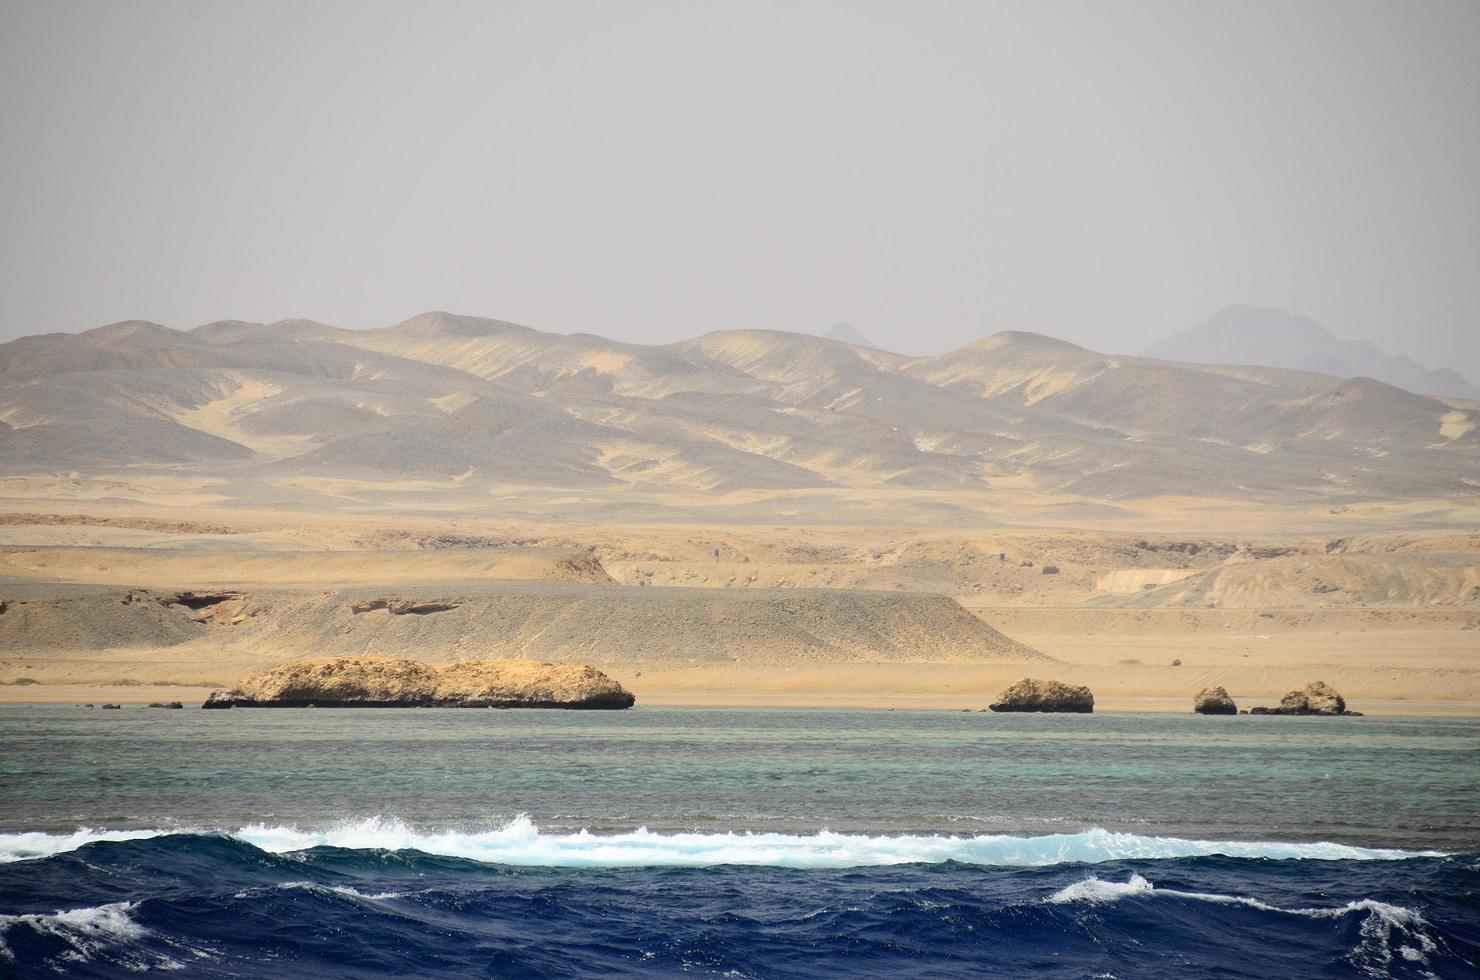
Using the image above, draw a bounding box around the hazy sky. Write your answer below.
[2,1,1477,377]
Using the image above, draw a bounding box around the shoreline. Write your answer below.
[3,683,1475,717]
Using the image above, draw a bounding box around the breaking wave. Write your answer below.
[0,816,1441,868]
[0,901,145,958]
[0,827,174,864]
[1047,873,1448,975]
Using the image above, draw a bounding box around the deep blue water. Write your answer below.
[3,835,1477,978]
[1,706,1477,977]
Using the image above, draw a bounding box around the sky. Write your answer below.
[1,0,1477,378]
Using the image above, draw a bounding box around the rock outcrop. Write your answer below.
[1248,681,1361,716]
[202,657,635,709]
[349,597,461,616]
[1192,686,1237,715]
[988,677,1094,713]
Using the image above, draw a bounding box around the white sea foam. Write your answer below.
[0,817,1445,868]
[0,901,145,962]
[0,827,172,863]
[1046,872,1154,904]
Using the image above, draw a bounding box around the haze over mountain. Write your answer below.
[823,323,879,350]
[1146,306,1480,400]
[1,312,1475,513]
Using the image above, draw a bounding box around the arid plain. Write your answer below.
[1,312,1476,713]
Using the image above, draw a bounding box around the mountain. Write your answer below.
[0,312,1475,505]
[1145,306,1479,399]
[823,322,879,349]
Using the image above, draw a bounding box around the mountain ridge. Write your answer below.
[1,311,1475,506]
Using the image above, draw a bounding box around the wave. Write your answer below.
[0,827,178,863]
[1047,873,1442,973]
[0,846,1470,978]
[0,902,151,965]
[0,816,1444,868]
[1048,871,1157,903]
[0,900,215,972]
[233,881,410,901]
[1049,872,1431,918]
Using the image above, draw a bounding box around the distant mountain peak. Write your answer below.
[1145,305,1478,399]
[824,322,878,349]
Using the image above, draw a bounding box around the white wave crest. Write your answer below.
[0,817,1445,868]
[1047,872,1154,904]
[226,817,1446,868]
[1310,899,1439,974]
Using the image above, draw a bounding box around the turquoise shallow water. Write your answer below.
[1,705,1476,848]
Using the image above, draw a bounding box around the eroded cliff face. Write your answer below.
[202,657,635,709]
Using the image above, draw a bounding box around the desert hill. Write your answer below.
[0,311,1475,511]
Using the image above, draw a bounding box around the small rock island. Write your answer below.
[1249,681,1361,716]
[988,677,1094,713]
[1192,686,1237,715]
[202,657,635,709]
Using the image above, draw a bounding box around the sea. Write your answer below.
[0,705,1476,978]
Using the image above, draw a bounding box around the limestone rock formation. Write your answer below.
[988,677,1094,713]
[202,657,635,709]
[1193,686,1237,715]
[1248,681,1361,716]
